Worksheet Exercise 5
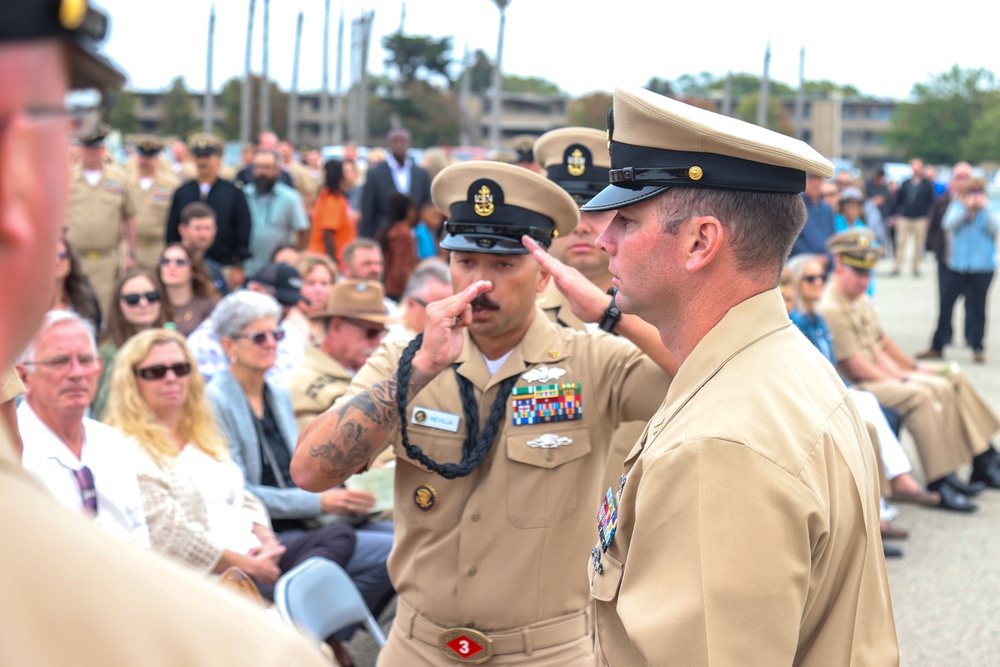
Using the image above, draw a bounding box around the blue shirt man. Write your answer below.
[790,173,836,266]
[243,150,309,275]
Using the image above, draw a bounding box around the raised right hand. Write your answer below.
[413,280,492,377]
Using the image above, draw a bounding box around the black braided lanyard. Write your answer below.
[396,333,520,479]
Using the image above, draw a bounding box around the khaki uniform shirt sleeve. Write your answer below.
[618,440,822,665]
[1,366,25,403]
[817,292,868,363]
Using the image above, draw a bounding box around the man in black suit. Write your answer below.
[165,133,253,288]
[358,127,432,239]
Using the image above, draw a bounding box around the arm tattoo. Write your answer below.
[305,373,402,483]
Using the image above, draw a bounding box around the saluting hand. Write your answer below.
[522,235,609,323]
[413,280,492,377]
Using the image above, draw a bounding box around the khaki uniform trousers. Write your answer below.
[894,215,928,274]
[136,238,165,274]
[79,248,121,318]
[377,598,593,667]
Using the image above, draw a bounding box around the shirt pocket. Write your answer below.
[392,430,474,532]
[588,548,624,602]
[505,423,592,529]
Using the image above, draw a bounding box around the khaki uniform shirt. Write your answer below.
[66,164,136,312]
[537,283,651,492]
[288,344,355,433]
[0,425,331,667]
[338,309,668,631]
[815,280,883,368]
[589,289,897,666]
[129,169,181,272]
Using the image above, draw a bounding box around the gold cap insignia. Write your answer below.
[567,148,586,177]
[414,484,438,513]
[474,185,494,216]
[857,234,870,248]
[59,0,88,30]
[688,166,704,181]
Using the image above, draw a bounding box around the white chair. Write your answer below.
[274,557,388,648]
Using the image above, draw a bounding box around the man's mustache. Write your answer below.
[470,294,500,311]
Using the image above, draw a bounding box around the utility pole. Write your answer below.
[333,1,345,145]
[459,42,473,146]
[722,70,732,117]
[240,0,255,144]
[259,0,271,134]
[321,0,331,146]
[795,46,806,141]
[289,11,303,144]
[204,4,215,132]
[757,38,771,128]
[489,0,510,150]
[350,10,373,146]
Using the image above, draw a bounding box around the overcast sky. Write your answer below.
[97,0,998,101]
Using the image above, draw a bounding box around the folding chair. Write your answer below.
[274,557,387,647]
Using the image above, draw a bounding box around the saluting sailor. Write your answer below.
[291,161,671,666]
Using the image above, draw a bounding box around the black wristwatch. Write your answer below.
[598,287,622,334]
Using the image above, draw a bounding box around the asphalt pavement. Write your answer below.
[344,254,1000,667]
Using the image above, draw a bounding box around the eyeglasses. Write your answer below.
[802,274,826,284]
[159,256,189,267]
[235,329,286,345]
[342,318,386,340]
[121,291,161,306]
[134,362,193,380]
[409,296,428,307]
[22,353,100,371]
[75,466,99,516]
[57,251,69,261]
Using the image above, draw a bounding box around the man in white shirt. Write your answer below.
[358,127,432,238]
[17,311,149,546]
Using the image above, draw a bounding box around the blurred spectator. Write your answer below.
[52,238,102,334]
[1,366,24,456]
[385,259,452,343]
[341,239,397,317]
[106,329,356,599]
[204,292,395,623]
[177,201,230,297]
[375,193,419,301]
[892,158,936,277]
[280,141,319,214]
[128,136,180,273]
[834,187,866,232]
[243,150,309,276]
[789,173,836,267]
[270,244,302,267]
[17,311,150,544]
[308,159,357,264]
[295,254,339,343]
[359,128,431,239]
[92,270,170,419]
[158,244,220,336]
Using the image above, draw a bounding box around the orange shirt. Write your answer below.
[308,188,356,264]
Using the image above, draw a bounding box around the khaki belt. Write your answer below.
[396,597,591,663]
[81,249,115,260]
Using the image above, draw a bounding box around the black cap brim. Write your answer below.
[580,183,671,212]
[440,233,532,255]
[274,288,304,307]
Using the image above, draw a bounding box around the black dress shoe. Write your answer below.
[883,544,904,558]
[936,481,979,513]
[970,460,1000,489]
[943,474,986,497]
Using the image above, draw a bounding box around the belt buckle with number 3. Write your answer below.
[438,627,494,664]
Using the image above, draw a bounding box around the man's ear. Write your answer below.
[684,216,723,273]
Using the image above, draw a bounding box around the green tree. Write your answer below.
[502,74,563,96]
[644,77,674,96]
[160,77,199,138]
[735,92,792,135]
[887,66,999,164]
[567,92,613,130]
[216,75,289,142]
[368,79,459,147]
[383,32,454,86]
[455,50,562,96]
[105,89,137,134]
[961,102,1000,163]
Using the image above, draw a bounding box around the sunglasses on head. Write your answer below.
[121,291,160,306]
[235,329,286,345]
[159,256,189,267]
[802,274,826,284]
[134,362,192,380]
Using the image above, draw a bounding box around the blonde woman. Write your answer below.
[295,253,338,343]
[106,329,355,596]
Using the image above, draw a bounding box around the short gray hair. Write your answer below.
[18,310,97,370]
[402,260,451,301]
[212,291,282,340]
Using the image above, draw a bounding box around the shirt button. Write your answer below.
[471,512,481,522]
[468,567,477,577]
[486,461,493,471]
[545,452,554,462]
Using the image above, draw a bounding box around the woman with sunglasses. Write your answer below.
[106,328,356,598]
[157,244,220,337]
[92,269,170,419]
[204,292,394,633]
[52,238,102,335]
[785,255,940,518]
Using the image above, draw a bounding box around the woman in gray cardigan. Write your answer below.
[205,291,394,620]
